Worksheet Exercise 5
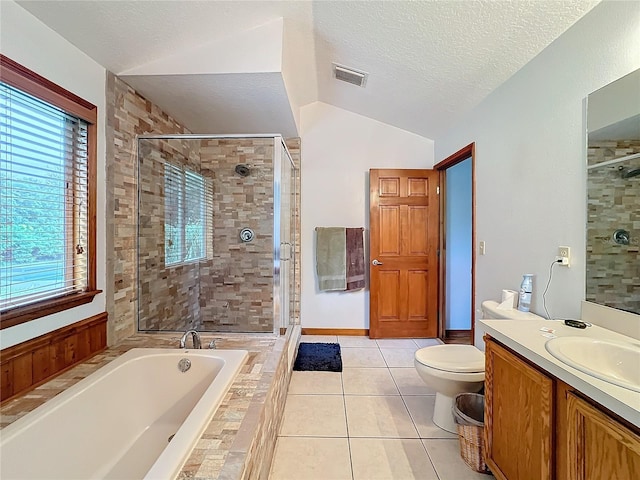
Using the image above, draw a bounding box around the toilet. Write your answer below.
[414,300,544,433]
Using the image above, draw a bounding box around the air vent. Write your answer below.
[333,63,368,88]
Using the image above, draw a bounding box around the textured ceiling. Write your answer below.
[15,0,600,139]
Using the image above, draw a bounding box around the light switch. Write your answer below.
[479,241,486,255]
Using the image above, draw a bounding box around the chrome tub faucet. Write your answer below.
[179,329,202,349]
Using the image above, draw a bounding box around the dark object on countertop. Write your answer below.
[564,319,588,329]
[293,342,342,372]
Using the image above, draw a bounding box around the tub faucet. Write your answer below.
[179,330,202,349]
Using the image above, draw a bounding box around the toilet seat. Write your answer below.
[415,345,485,373]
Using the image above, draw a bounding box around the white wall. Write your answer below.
[119,18,284,76]
[434,0,640,346]
[0,0,107,349]
[445,159,472,330]
[299,102,434,330]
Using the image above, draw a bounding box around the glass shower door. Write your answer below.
[279,142,293,330]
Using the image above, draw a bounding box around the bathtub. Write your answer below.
[0,348,248,480]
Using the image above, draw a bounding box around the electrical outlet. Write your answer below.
[558,246,570,267]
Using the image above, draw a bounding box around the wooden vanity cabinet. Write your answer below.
[566,392,640,480]
[484,337,553,480]
[485,335,640,480]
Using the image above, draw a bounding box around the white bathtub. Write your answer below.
[0,348,248,480]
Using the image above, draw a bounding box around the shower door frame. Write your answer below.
[136,134,298,335]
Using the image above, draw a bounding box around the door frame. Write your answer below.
[434,143,476,343]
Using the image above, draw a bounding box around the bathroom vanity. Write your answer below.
[480,319,640,480]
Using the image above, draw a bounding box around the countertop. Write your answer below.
[479,318,640,427]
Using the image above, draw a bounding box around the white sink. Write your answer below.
[545,336,640,393]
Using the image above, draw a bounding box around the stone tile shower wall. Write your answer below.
[105,73,193,344]
[587,140,640,313]
[199,139,276,332]
[137,138,202,332]
[106,73,300,338]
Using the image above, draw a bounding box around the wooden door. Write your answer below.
[369,169,439,338]
[485,338,553,480]
[567,392,640,480]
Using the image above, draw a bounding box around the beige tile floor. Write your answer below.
[269,335,494,480]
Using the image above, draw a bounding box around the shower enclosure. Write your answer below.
[137,135,297,333]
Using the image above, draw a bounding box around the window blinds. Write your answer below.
[164,163,211,265]
[0,82,89,310]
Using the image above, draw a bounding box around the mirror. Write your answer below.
[586,69,640,314]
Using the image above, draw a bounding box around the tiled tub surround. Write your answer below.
[587,140,640,313]
[0,330,299,479]
[1,348,247,479]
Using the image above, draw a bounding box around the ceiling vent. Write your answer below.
[333,63,368,88]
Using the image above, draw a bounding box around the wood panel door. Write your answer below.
[485,338,554,480]
[369,169,439,338]
[567,392,640,480]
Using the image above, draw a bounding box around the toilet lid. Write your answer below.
[415,345,485,373]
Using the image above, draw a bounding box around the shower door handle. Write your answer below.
[372,259,383,266]
[281,242,291,261]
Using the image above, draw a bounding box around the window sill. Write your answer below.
[0,290,102,330]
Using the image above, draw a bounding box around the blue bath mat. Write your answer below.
[293,343,342,372]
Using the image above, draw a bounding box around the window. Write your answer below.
[0,55,98,329]
[164,163,210,265]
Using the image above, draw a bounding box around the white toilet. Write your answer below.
[414,300,544,433]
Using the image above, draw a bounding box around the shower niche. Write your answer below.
[137,135,298,333]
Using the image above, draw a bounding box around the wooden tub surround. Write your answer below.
[0,313,108,403]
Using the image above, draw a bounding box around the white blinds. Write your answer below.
[164,163,211,265]
[164,162,184,265]
[0,82,89,310]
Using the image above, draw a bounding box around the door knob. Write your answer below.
[372,259,383,266]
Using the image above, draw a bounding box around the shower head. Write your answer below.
[235,164,251,177]
[622,167,640,179]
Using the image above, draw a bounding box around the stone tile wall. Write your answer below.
[587,140,640,313]
[105,73,192,344]
[199,138,276,332]
[137,138,203,331]
[106,73,301,338]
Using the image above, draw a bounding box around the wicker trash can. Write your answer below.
[452,393,492,475]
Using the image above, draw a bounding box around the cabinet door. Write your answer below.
[485,338,553,480]
[567,393,640,480]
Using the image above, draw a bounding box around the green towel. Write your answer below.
[316,227,347,291]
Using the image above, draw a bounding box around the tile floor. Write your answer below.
[269,335,493,480]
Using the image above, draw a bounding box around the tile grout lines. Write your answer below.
[275,336,471,479]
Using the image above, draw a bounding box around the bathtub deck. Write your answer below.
[1,332,293,479]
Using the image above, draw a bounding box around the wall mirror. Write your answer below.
[586,68,640,314]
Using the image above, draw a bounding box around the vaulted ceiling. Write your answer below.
[15,0,600,139]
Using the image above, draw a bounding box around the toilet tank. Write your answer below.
[481,300,545,320]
